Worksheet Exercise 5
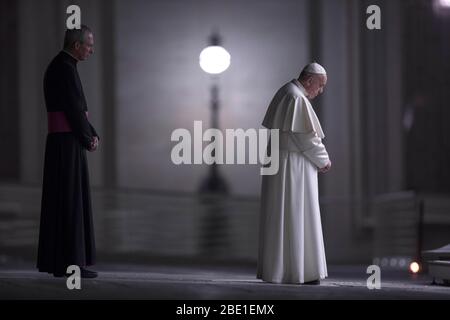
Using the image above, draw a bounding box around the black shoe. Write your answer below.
[303,279,320,285]
[80,267,98,278]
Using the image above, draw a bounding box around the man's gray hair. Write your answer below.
[298,69,315,82]
[63,25,92,50]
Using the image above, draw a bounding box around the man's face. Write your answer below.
[74,32,94,61]
[305,74,327,100]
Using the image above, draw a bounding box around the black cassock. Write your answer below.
[37,51,98,275]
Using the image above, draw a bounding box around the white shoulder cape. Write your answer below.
[262,80,325,138]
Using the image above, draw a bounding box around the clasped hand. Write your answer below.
[318,160,331,173]
[88,136,99,152]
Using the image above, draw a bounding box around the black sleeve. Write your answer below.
[61,64,94,149]
[89,123,99,140]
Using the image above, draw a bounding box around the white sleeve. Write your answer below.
[290,131,330,168]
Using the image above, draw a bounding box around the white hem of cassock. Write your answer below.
[257,150,328,284]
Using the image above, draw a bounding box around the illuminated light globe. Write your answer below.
[439,0,450,8]
[409,262,420,274]
[199,46,231,74]
[434,0,450,12]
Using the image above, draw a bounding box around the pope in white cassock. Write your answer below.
[257,62,331,285]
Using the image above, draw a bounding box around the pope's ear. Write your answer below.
[304,77,312,87]
[74,41,81,50]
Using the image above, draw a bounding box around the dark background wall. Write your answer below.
[0,0,19,181]
[0,0,449,265]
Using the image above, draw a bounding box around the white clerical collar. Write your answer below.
[63,50,79,61]
[291,79,308,97]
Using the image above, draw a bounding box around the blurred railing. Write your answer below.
[372,191,450,270]
[0,184,260,264]
[1,184,449,267]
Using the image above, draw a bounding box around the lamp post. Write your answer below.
[198,33,230,194]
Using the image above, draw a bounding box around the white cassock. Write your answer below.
[257,79,330,284]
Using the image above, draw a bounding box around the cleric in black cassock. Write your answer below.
[37,25,99,278]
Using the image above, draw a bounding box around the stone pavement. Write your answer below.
[1,262,449,300]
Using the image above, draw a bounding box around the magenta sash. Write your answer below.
[47,111,88,133]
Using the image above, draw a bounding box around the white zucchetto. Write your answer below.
[303,62,327,75]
